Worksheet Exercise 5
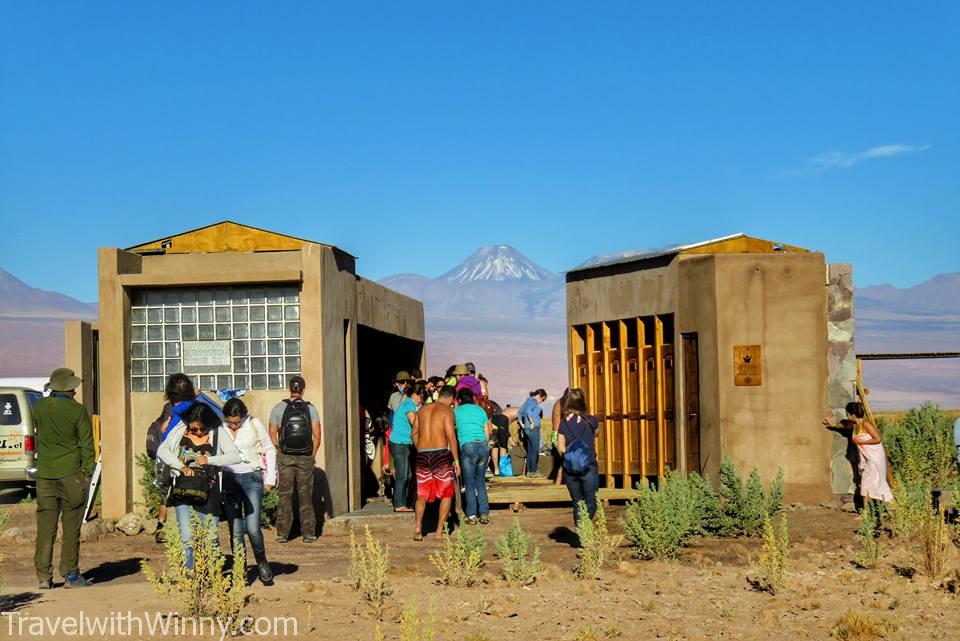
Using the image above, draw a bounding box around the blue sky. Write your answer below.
[1,2,957,302]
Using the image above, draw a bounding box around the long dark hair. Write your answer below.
[529,388,547,401]
[223,398,248,419]
[405,381,427,399]
[845,401,866,419]
[562,388,588,416]
[184,402,221,432]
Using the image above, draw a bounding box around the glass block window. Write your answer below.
[130,285,301,392]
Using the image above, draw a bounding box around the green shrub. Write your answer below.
[574,501,622,580]
[890,476,928,539]
[141,513,248,631]
[620,470,699,559]
[689,471,724,533]
[753,514,789,594]
[430,525,485,587]
[494,518,542,584]
[348,525,391,611]
[135,452,164,519]
[880,403,957,488]
[399,599,435,641]
[853,502,882,569]
[717,457,783,537]
[260,488,279,527]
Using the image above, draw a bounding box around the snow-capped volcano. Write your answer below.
[440,245,559,284]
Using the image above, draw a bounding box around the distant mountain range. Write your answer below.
[0,254,956,409]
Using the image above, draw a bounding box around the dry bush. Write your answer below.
[829,610,896,640]
[140,513,247,631]
[348,525,391,611]
[494,518,542,584]
[399,599,435,641]
[920,504,949,578]
[0,508,8,562]
[575,501,623,580]
[430,525,485,587]
[752,514,789,594]
[853,502,882,570]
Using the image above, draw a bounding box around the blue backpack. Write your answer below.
[562,416,595,476]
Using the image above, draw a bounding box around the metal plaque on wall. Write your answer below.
[734,345,762,386]
[182,340,232,374]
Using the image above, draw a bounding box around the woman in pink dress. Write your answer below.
[823,402,893,504]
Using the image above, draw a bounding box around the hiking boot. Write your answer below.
[38,578,53,590]
[275,535,289,543]
[302,536,317,544]
[154,528,166,544]
[479,515,490,525]
[63,573,93,589]
[255,554,274,584]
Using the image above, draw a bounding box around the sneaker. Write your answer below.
[275,535,289,544]
[465,516,479,526]
[479,515,490,525]
[302,536,317,544]
[63,573,93,588]
[38,578,53,590]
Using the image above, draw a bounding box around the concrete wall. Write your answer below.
[64,321,97,417]
[566,259,678,327]
[78,243,424,518]
[711,253,832,502]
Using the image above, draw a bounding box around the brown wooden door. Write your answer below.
[681,334,701,474]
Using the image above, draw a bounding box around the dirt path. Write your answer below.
[1,502,958,640]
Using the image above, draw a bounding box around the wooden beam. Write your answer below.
[602,322,614,487]
[654,315,666,478]
[619,320,630,489]
[586,324,596,413]
[637,318,647,477]
[569,326,581,389]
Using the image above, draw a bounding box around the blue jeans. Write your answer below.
[564,465,599,527]
[173,504,220,570]
[461,441,490,517]
[389,442,414,509]
[222,471,266,560]
[523,427,540,474]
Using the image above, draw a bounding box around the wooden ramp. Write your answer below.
[486,477,637,507]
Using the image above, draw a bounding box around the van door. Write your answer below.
[0,393,27,477]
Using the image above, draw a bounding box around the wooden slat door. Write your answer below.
[682,334,701,473]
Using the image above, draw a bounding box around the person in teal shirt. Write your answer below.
[389,382,424,511]
[454,388,492,524]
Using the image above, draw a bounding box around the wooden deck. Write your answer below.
[486,476,637,506]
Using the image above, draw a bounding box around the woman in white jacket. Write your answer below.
[221,398,277,584]
[158,401,241,570]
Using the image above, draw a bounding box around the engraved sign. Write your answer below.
[182,340,232,374]
[734,345,762,386]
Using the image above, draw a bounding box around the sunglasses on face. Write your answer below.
[187,426,209,435]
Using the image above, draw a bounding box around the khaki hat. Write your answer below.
[47,367,82,393]
[394,371,412,382]
[453,364,469,376]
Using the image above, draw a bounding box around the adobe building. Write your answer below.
[565,234,856,503]
[65,221,425,519]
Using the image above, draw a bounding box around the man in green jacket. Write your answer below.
[33,367,96,589]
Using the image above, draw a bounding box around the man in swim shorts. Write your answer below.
[411,386,460,540]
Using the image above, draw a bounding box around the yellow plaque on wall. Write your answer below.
[734,345,762,386]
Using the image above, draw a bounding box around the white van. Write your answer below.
[0,387,41,486]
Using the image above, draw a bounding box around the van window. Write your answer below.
[0,394,22,425]
[25,391,43,408]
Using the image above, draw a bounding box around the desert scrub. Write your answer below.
[717,457,784,537]
[0,508,8,563]
[752,514,789,594]
[853,502,883,569]
[620,470,700,559]
[260,488,279,527]
[430,525,485,587]
[920,504,949,578]
[494,518,542,584]
[400,599,435,641]
[575,501,623,580]
[829,610,897,640]
[880,403,957,488]
[141,513,248,631]
[135,452,164,519]
[890,477,928,539]
[348,525,391,610]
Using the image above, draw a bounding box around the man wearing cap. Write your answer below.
[269,376,322,543]
[387,371,412,423]
[33,367,95,589]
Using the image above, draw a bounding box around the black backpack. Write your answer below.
[279,398,314,455]
[146,403,172,460]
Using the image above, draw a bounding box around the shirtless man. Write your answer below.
[411,386,460,540]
